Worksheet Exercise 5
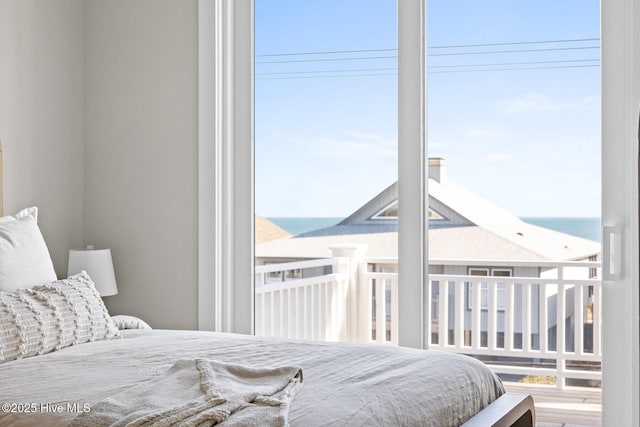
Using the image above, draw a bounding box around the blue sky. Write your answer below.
[255,0,600,218]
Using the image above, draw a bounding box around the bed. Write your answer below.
[0,142,534,426]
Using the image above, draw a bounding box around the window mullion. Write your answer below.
[397,0,427,349]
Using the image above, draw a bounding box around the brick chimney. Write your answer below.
[428,158,446,183]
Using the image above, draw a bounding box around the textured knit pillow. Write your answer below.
[0,207,57,292]
[0,272,120,363]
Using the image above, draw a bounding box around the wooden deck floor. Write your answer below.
[503,382,601,427]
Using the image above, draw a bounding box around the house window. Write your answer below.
[372,202,398,219]
[588,255,598,279]
[428,209,444,220]
[371,201,445,221]
[467,267,513,311]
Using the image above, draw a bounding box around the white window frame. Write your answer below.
[397,0,427,349]
[371,201,399,220]
[466,268,512,311]
[198,0,254,335]
[198,0,427,347]
[469,267,490,277]
[601,0,640,425]
[199,1,640,424]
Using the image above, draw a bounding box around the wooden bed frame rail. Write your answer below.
[462,393,535,427]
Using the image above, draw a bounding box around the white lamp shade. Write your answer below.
[68,248,118,296]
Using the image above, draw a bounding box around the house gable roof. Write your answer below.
[256,164,600,261]
[255,215,290,243]
[339,181,468,228]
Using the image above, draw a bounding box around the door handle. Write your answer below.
[602,225,624,281]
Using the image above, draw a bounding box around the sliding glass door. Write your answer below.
[200,1,640,424]
[424,2,604,424]
[253,0,402,344]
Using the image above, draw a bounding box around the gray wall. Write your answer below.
[84,0,199,329]
[0,0,200,330]
[0,0,85,275]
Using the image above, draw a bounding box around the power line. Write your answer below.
[257,55,396,64]
[259,73,396,81]
[256,59,599,77]
[256,64,599,80]
[429,64,599,74]
[256,37,600,57]
[430,58,599,68]
[431,46,599,57]
[257,48,396,57]
[430,37,600,49]
[257,46,599,64]
[257,67,397,76]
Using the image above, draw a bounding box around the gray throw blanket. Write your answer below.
[71,359,304,427]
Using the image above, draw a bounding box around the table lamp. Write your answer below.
[68,246,118,297]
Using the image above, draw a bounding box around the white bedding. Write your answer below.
[0,329,504,426]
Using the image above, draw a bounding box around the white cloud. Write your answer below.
[484,153,512,163]
[501,93,600,114]
[502,93,561,113]
[343,131,394,144]
[305,132,397,160]
[464,125,506,139]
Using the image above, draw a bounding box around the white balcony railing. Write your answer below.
[255,249,601,389]
[255,257,351,341]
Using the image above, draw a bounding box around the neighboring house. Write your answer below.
[256,158,599,267]
[255,158,601,351]
[255,215,290,244]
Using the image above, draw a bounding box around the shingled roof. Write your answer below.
[256,159,599,261]
[255,215,290,244]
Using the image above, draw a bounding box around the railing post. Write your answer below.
[257,271,265,287]
[557,266,566,390]
[330,244,368,343]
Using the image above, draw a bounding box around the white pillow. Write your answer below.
[111,315,152,330]
[0,272,120,364]
[0,207,57,292]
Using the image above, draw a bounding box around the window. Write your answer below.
[371,201,445,220]
[428,208,444,220]
[372,202,399,219]
[467,267,513,311]
[200,0,640,423]
[588,254,598,279]
[253,0,404,344]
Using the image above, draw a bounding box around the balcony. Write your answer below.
[255,247,602,426]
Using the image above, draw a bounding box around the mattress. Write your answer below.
[0,329,504,426]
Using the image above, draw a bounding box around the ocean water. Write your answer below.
[268,217,343,236]
[269,216,601,242]
[521,217,601,242]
